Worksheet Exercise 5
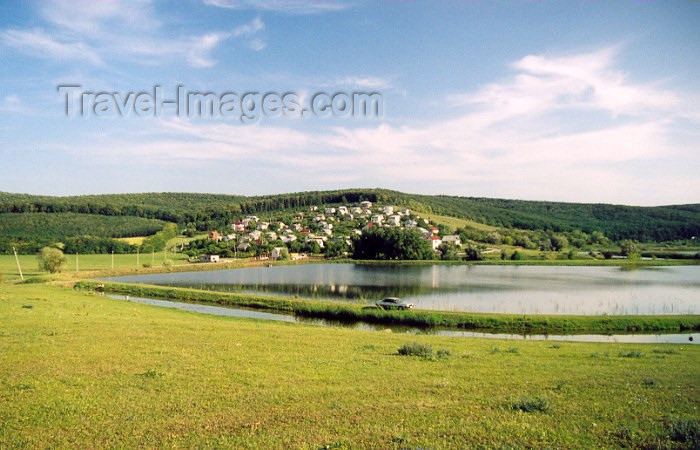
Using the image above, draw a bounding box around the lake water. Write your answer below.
[106,263,700,315]
[107,294,699,344]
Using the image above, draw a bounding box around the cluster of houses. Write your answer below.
[202,201,462,261]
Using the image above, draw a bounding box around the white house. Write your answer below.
[387,215,401,226]
[280,235,297,243]
[231,221,246,232]
[401,208,410,215]
[257,222,269,231]
[305,236,325,249]
[324,207,336,214]
[337,206,348,215]
[382,206,394,215]
[371,214,384,224]
[360,201,372,209]
[237,242,251,252]
[271,247,286,260]
[442,235,462,246]
[200,254,220,263]
[424,235,442,251]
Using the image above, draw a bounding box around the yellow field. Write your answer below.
[416,212,499,231]
[115,236,146,245]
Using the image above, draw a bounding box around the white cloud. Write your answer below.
[0,28,102,65]
[0,95,31,114]
[233,17,265,37]
[335,76,392,90]
[0,2,263,69]
[456,47,678,119]
[233,17,266,52]
[202,0,349,15]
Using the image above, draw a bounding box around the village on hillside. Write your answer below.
[187,201,461,262]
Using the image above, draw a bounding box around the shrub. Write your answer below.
[37,247,67,273]
[618,350,643,358]
[436,348,452,359]
[463,246,483,261]
[652,348,678,355]
[507,396,550,413]
[142,263,152,268]
[510,251,522,261]
[162,259,173,267]
[397,342,433,358]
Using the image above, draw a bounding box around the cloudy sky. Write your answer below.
[0,0,698,205]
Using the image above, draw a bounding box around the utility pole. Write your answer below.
[76,253,79,272]
[136,248,140,267]
[152,250,155,266]
[111,250,114,270]
[12,247,23,281]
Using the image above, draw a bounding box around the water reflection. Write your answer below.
[105,263,700,315]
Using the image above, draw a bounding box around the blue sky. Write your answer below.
[0,0,698,205]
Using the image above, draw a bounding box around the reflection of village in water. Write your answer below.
[106,264,700,316]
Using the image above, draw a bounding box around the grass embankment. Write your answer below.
[1,283,698,448]
[75,281,700,334]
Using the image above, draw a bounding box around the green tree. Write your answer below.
[464,246,483,261]
[439,243,460,261]
[352,228,433,260]
[619,240,640,259]
[37,247,67,273]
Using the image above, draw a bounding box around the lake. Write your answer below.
[106,263,700,316]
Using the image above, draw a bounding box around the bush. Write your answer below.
[510,251,522,261]
[436,348,452,359]
[397,342,433,358]
[507,396,550,413]
[162,259,173,267]
[37,247,67,273]
[618,350,643,358]
[464,246,483,261]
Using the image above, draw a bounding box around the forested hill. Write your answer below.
[1,189,699,242]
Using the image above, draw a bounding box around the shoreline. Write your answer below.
[73,280,700,335]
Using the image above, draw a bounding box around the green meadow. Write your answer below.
[1,256,699,448]
[0,282,698,447]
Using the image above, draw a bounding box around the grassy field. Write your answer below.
[0,283,698,448]
[0,253,190,282]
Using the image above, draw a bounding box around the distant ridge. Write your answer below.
[1,189,699,241]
